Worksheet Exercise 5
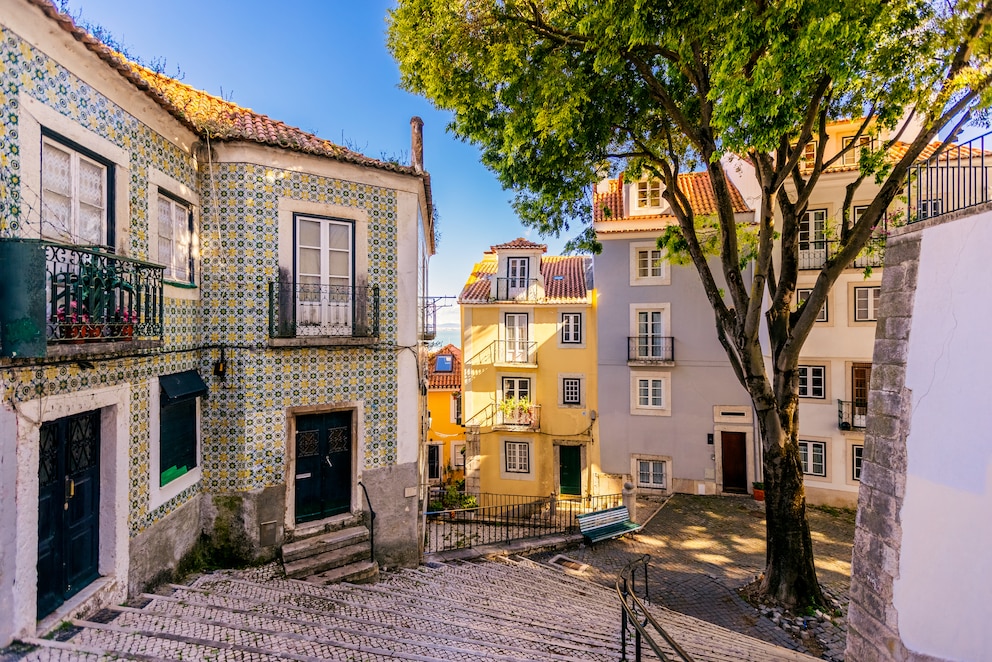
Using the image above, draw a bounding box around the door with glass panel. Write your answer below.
[506,257,529,298]
[636,310,666,359]
[296,216,353,335]
[799,209,828,268]
[504,313,529,363]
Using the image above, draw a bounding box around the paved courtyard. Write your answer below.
[527,494,856,660]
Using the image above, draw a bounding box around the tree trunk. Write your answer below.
[758,408,825,607]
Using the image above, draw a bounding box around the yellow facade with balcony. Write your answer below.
[425,345,466,487]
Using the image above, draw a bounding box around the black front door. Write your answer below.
[559,446,581,496]
[295,411,352,523]
[37,410,101,619]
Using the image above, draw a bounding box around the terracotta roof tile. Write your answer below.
[457,253,592,304]
[593,171,750,223]
[428,344,462,389]
[458,255,497,302]
[489,238,548,252]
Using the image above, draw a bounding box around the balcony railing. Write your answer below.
[906,130,992,222]
[628,336,674,362]
[495,277,541,302]
[421,297,437,341]
[798,238,886,270]
[495,339,538,364]
[496,403,541,430]
[838,399,868,431]
[268,282,379,339]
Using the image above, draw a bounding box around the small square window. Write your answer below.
[562,378,582,406]
[637,459,666,488]
[435,354,453,372]
[561,313,582,344]
[637,180,662,207]
[637,378,664,408]
[854,286,880,322]
[505,441,530,473]
[796,288,827,322]
[852,445,864,481]
[798,365,826,399]
[799,440,826,477]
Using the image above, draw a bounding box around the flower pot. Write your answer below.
[753,488,765,502]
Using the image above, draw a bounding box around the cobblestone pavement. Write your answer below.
[527,494,856,660]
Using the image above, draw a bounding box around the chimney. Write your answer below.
[410,116,424,172]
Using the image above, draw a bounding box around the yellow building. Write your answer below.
[458,239,600,498]
[425,344,466,486]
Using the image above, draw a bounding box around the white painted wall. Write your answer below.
[893,209,992,660]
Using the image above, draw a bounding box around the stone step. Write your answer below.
[281,525,369,563]
[305,559,379,585]
[15,637,142,661]
[287,513,365,542]
[282,541,370,579]
[134,592,620,662]
[152,584,623,660]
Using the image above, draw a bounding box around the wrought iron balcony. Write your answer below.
[0,239,164,357]
[495,339,538,365]
[268,281,379,339]
[798,238,886,270]
[838,399,868,430]
[628,336,675,362]
[906,130,992,222]
[495,402,541,430]
[421,296,437,341]
[494,277,541,302]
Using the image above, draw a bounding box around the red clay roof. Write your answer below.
[457,253,592,304]
[428,345,462,389]
[488,238,548,253]
[594,171,750,223]
[28,0,422,177]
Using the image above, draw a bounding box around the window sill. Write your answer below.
[46,339,163,358]
[494,361,538,369]
[627,359,675,367]
[268,336,379,348]
[164,279,198,289]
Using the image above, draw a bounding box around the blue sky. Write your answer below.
[65,0,573,345]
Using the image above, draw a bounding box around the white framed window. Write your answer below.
[503,312,531,362]
[450,392,462,425]
[505,441,531,473]
[637,459,667,488]
[800,209,827,251]
[800,141,817,168]
[638,378,664,407]
[637,248,663,279]
[41,134,110,246]
[629,242,670,285]
[854,286,880,322]
[157,191,194,283]
[502,376,531,401]
[631,372,671,416]
[561,312,582,344]
[452,442,466,468]
[435,354,454,372]
[631,306,672,361]
[799,440,827,477]
[852,445,864,481]
[295,215,354,335]
[797,288,827,322]
[562,377,582,406]
[798,365,826,399]
[637,179,662,207]
[841,135,873,166]
[507,257,530,288]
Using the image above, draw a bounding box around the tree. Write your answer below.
[388,0,992,608]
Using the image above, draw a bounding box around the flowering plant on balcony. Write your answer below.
[55,302,90,324]
[111,307,138,340]
[498,396,533,424]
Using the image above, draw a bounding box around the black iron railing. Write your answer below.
[617,555,694,661]
[628,336,675,362]
[424,492,623,553]
[798,238,886,270]
[495,277,540,301]
[268,282,379,339]
[838,399,868,430]
[46,242,164,344]
[906,130,992,222]
[421,297,437,341]
[495,339,538,364]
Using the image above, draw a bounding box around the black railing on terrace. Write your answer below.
[495,277,540,301]
[46,242,164,344]
[617,555,694,661]
[798,238,886,270]
[907,130,992,222]
[838,399,868,431]
[268,282,379,339]
[495,339,538,364]
[424,492,623,553]
[421,297,437,341]
[628,336,674,362]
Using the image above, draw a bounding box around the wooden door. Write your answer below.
[559,446,581,496]
[294,411,352,523]
[721,431,748,493]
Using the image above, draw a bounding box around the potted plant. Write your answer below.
[498,395,532,425]
[752,481,765,502]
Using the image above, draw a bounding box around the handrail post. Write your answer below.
[620,577,628,661]
[358,481,376,563]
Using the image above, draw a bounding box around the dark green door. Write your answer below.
[559,446,581,496]
[295,411,352,523]
[37,410,101,619]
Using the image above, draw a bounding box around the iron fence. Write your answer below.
[906,130,992,222]
[495,277,540,301]
[495,339,538,364]
[838,399,868,431]
[627,336,675,362]
[424,492,624,553]
[797,237,886,271]
[268,281,379,339]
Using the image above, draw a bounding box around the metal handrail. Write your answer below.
[616,554,694,662]
[357,481,376,564]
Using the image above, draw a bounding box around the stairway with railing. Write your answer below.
[617,555,695,662]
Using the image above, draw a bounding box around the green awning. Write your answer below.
[160,370,208,404]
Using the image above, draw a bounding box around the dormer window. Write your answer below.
[841,135,873,166]
[799,141,817,169]
[434,354,453,372]
[637,180,662,208]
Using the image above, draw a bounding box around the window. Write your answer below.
[842,135,873,166]
[502,376,531,402]
[854,286,880,321]
[451,392,462,425]
[427,445,441,481]
[852,445,864,481]
[798,365,826,399]
[507,257,529,288]
[634,309,669,359]
[561,313,582,344]
[636,248,663,279]
[631,372,671,416]
[918,199,942,219]
[504,312,531,362]
[637,378,665,408]
[637,459,666,488]
[797,288,828,322]
[452,442,466,468]
[296,215,353,334]
[799,209,827,251]
[630,242,670,285]
[158,192,193,283]
[800,141,817,168]
[562,377,582,406]
[42,133,112,246]
[158,371,207,488]
[637,179,662,207]
[435,354,453,372]
[505,441,530,473]
[799,441,827,477]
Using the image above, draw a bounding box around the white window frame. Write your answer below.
[504,440,531,474]
[796,288,828,322]
[636,458,668,489]
[629,241,670,286]
[798,365,826,399]
[800,141,817,168]
[799,440,827,477]
[157,191,194,284]
[450,392,462,425]
[800,209,828,250]
[295,214,355,335]
[503,311,532,363]
[854,286,881,322]
[852,445,864,481]
[560,312,583,345]
[630,303,672,361]
[148,381,202,511]
[452,442,466,468]
[841,135,873,166]
[41,134,110,247]
[560,375,583,407]
[630,371,671,416]
[636,179,662,208]
[506,256,530,289]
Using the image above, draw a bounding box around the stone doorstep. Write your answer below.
[287,512,363,542]
[305,559,379,585]
[281,524,369,563]
[283,541,372,579]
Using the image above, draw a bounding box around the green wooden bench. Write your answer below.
[576,506,642,543]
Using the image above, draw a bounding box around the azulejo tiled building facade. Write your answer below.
[0,0,433,645]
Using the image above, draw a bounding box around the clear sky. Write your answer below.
[64,0,574,346]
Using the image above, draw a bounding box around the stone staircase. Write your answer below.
[10,558,821,661]
[281,515,379,585]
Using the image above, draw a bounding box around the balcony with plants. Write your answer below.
[494,396,541,431]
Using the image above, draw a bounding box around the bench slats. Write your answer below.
[576,506,642,543]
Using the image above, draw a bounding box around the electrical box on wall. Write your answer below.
[707,433,714,445]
